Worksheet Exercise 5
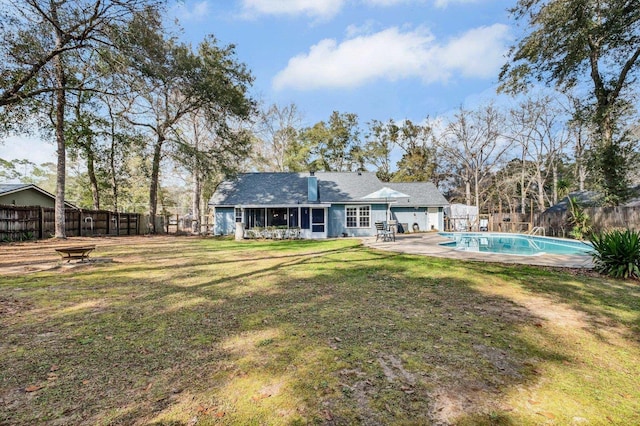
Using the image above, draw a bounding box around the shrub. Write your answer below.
[590,229,640,279]
[567,196,592,240]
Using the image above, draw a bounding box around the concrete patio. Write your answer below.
[362,232,594,269]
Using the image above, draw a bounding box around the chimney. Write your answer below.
[308,175,318,202]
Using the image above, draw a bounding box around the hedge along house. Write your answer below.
[208,172,449,238]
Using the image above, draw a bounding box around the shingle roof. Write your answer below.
[0,183,32,195]
[209,172,449,207]
[544,187,640,213]
[0,183,77,208]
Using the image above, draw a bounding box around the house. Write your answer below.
[0,183,75,208]
[208,172,449,238]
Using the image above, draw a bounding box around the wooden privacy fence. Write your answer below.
[0,205,141,241]
[537,206,640,237]
[445,213,533,233]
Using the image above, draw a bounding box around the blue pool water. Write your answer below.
[438,232,593,256]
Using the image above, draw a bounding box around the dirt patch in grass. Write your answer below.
[1,236,639,425]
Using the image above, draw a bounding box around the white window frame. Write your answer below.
[345,205,370,228]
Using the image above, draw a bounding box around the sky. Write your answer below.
[0,0,516,167]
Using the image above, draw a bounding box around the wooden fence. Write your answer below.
[537,206,640,237]
[445,207,640,237]
[0,205,142,241]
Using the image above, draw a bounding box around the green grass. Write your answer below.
[1,236,639,425]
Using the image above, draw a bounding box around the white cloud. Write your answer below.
[272,24,510,91]
[172,1,210,22]
[434,24,511,79]
[363,0,417,5]
[241,0,345,19]
[433,0,481,8]
[240,0,430,19]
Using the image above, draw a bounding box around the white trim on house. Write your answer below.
[223,203,332,208]
[345,205,371,228]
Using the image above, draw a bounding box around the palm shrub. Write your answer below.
[590,229,640,279]
[567,196,592,240]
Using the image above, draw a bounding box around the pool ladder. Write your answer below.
[527,226,546,236]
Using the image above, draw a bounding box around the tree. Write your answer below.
[506,95,569,211]
[490,158,529,214]
[363,119,399,182]
[252,103,302,172]
[438,104,510,210]
[176,110,253,234]
[116,10,255,232]
[392,120,437,183]
[0,0,161,237]
[500,0,640,204]
[298,112,362,172]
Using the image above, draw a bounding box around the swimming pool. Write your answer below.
[438,232,593,256]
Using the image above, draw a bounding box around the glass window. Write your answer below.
[234,208,242,223]
[359,206,370,227]
[345,206,370,228]
[311,209,325,233]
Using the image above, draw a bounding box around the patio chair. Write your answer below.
[375,222,394,242]
[387,220,397,241]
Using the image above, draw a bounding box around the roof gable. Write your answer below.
[0,183,76,208]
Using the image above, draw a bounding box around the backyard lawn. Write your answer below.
[1,236,639,425]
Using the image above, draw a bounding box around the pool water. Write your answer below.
[438,232,593,256]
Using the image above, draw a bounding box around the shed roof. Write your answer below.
[543,188,640,213]
[0,183,76,208]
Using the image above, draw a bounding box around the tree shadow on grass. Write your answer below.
[1,242,635,425]
[467,261,640,339]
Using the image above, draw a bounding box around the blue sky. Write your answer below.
[1,0,515,165]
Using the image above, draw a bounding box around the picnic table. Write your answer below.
[55,245,96,263]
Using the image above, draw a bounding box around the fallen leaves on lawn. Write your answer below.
[252,392,272,402]
[537,411,556,419]
[196,405,225,418]
[25,384,43,392]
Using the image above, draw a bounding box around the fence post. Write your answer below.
[38,207,44,239]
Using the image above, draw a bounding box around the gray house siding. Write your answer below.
[327,205,344,237]
[327,203,388,237]
[215,207,235,235]
[391,207,428,233]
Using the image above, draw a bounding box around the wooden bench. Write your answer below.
[55,246,96,263]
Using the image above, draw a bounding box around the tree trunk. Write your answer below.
[53,47,67,238]
[192,174,201,234]
[86,147,100,209]
[110,130,118,214]
[148,135,164,234]
[537,170,545,212]
[474,169,480,211]
[520,167,526,215]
